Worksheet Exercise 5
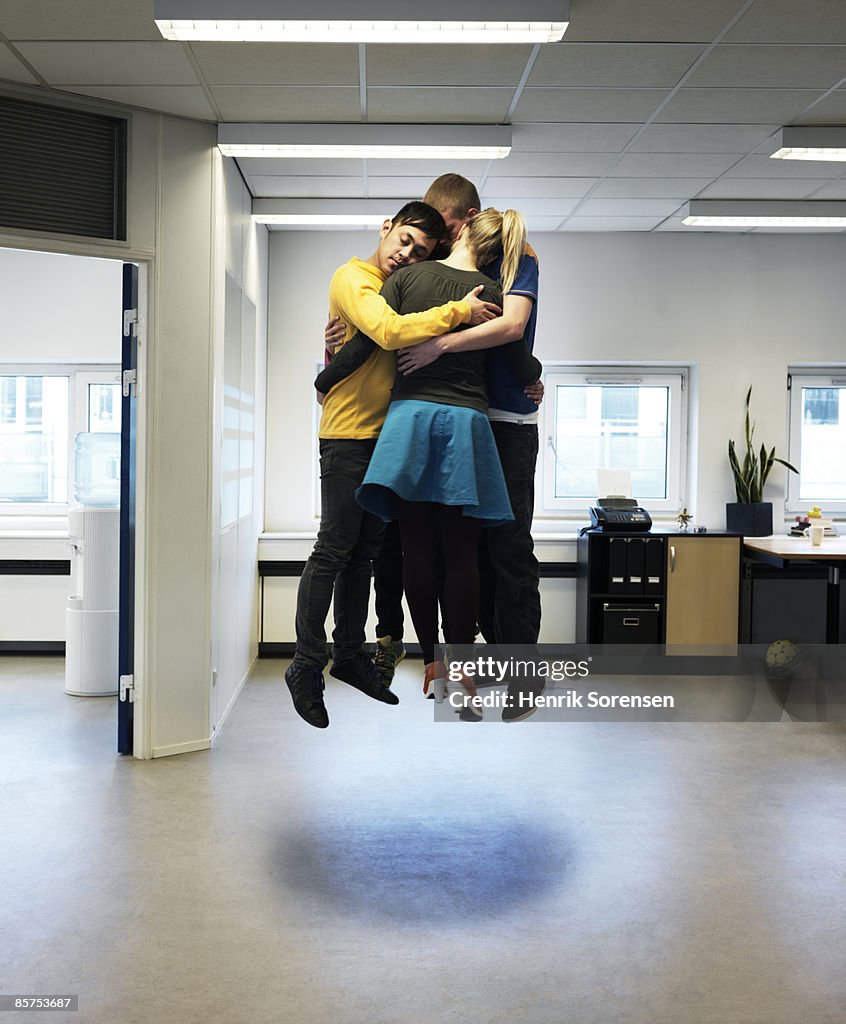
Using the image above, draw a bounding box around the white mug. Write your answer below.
[804,524,825,546]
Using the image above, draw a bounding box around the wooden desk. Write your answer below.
[744,536,846,644]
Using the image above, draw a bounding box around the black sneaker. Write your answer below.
[501,677,546,723]
[285,662,329,729]
[330,654,400,705]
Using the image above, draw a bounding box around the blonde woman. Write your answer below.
[318,209,539,705]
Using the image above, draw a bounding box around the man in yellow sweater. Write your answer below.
[285,201,500,728]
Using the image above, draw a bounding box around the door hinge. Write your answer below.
[119,674,136,703]
[122,368,137,397]
[123,308,138,337]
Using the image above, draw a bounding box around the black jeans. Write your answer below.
[293,438,385,670]
[478,421,541,645]
[374,519,404,642]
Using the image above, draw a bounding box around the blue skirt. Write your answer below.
[356,400,514,524]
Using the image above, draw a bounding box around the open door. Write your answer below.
[117,263,138,754]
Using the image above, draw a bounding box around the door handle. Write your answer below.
[670,545,676,572]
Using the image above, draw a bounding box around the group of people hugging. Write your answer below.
[284,174,543,728]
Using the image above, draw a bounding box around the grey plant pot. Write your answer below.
[726,501,773,537]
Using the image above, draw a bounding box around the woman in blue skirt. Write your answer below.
[316,208,540,704]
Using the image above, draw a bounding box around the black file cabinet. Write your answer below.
[577,529,742,649]
[578,532,667,644]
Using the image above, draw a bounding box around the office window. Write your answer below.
[542,367,687,515]
[0,366,120,513]
[787,372,846,512]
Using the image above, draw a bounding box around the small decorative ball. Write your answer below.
[765,639,802,679]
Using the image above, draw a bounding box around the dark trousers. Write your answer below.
[374,519,404,641]
[478,421,541,645]
[293,438,385,670]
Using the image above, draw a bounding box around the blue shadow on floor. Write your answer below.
[276,814,571,923]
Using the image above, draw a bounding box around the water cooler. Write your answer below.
[65,433,121,697]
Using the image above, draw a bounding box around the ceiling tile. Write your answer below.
[591,177,714,199]
[685,44,846,89]
[479,196,581,217]
[68,85,215,121]
[656,88,822,124]
[514,88,667,123]
[366,87,511,123]
[511,122,639,153]
[211,86,361,121]
[529,43,703,88]
[805,180,846,199]
[522,216,571,232]
[564,0,745,43]
[235,157,367,177]
[0,0,161,40]
[243,176,366,198]
[609,153,742,177]
[364,177,441,198]
[796,89,846,123]
[189,43,359,86]
[487,152,618,176]
[576,198,685,217]
[726,0,846,44]
[559,217,667,231]
[366,44,531,87]
[477,176,595,198]
[629,123,778,153]
[697,178,827,199]
[358,159,489,179]
[15,41,197,85]
[0,43,39,84]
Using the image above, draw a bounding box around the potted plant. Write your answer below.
[727,386,798,536]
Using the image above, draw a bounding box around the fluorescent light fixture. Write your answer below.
[155,0,568,42]
[218,123,511,160]
[770,126,846,162]
[683,200,846,228]
[252,199,393,228]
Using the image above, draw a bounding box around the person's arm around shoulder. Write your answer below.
[397,292,533,374]
[335,269,500,352]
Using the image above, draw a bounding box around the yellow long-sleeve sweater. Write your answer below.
[319,257,471,439]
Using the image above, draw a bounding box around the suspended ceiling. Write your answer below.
[2,0,846,231]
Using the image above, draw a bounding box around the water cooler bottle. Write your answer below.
[64,433,121,697]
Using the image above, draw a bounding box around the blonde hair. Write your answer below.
[423,173,481,220]
[465,208,527,294]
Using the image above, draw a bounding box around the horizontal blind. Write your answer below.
[0,96,127,240]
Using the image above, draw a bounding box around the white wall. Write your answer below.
[209,154,268,740]
[0,249,122,362]
[265,230,846,534]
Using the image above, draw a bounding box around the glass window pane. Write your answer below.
[0,378,15,424]
[0,375,68,503]
[88,383,121,433]
[798,386,846,500]
[554,383,669,500]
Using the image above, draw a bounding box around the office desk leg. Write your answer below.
[826,565,840,645]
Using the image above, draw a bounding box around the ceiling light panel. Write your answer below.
[155,0,568,43]
[218,123,511,159]
[683,200,846,227]
[770,126,846,162]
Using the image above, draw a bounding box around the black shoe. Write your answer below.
[285,662,329,729]
[330,654,400,705]
[501,677,546,723]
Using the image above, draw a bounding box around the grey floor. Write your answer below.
[1,654,844,1024]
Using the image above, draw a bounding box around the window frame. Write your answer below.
[0,363,120,517]
[786,368,846,515]
[540,364,688,518]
